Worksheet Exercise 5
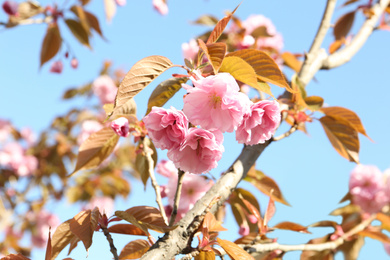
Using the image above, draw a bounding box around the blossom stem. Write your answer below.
[101,224,119,260]
[142,137,168,224]
[272,124,298,141]
[169,170,185,226]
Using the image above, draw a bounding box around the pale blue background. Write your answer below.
[1,0,390,259]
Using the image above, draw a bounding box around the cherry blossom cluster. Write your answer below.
[142,72,280,174]
[349,164,390,214]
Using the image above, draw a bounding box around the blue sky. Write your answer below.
[1,0,390,259]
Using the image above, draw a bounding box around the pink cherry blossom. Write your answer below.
[156,159,177,177]
[153,0,168,15]
[0,142,38,177]
[182,39,199,61]
[238,224,250,236]
[384,243,390,255]
[0,119,11,142]
[115,0,126,6]
[92,75,118,105]
[237,35,255,49]
[83,196,115,216]
[111,117,130,137]
[236,100,280,145]
[70,58,78,69]
[349,164,388,213]
[143,107,188,150]
[21,127,36,146]
[2,0,18,15]
[183,73,251,133]
[49,60,63,74]
[383,168,390,201]
[77,120,103,145]
[167,128,224,174]
[27,210,60,248]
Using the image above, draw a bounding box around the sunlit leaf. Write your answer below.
[111,56,173,118]
[202,212,227,233]
[281,52,302,73]
[71,126,119,175]
[51,220,76,260]
[0,254,30,260]
[234,232,258,244]
[263,196,275,228]
[304,96,324,111]
[40,23,61,67]
[70,5,90,35]
[119,239,150,259]
[320,106,371,140]
[320,115,360,163]
[250,26,272,38]
[206,4,239,44]
[108,224,148,236]
[198,39,226,74]
[67,236,80,256]
[194,251,216,260]
[244,169,290,206]
[115,206,175,234]
[45,228,52,260]
[377,213,390,232]
[65,19,91,48]
[146,77,188,115]
[192,15,219,26]
[329,39,344,54]
[110,99,137,119]
[334,11,356,40]
[226,49,292,92]
[273,221,311,233]
[69,207,100,250]
[359,229,390,244]
[104,0,116,22]
[330,204,360,216]
[216,238,255,260]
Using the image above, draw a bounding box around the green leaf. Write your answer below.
[146,77,188,115]
[40,24,61,67]
[65,19,91,48]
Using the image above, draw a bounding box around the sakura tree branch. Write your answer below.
[169,170,185,226]
[101,225,119,260]
[142,138,168,225]
[140,140,272,260]
[322,0,390,69]
[272,124,298,141]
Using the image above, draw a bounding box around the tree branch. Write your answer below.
[101,225,119,260]
[322,0,390,69]
[140,140,272,260]
[169,170,185,226]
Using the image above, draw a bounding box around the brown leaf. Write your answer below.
[108,224,148,236]
[146,77,188,115]
[358,229,390,244]
[226,49,293,92]
[51,220,76,260]
[69,208,100,251]
[65,19,91,48]
[192,15,219,26]
[338,236,364,260]
[84,10,104,38]
[71,126,119,175]
[202,212,227,233]
[198,39,227,74]
[134,138,157,187]
[244,169,290,206]
[216,238,255,260]
[80,0,91,5]
[304,96,324,111]
[1,254,30,260]
[119,239,150,259]
[110,99,137,119]
[342,0,359,6]
[234,232,258,244]
[115,206,175,234]
[250,26,273,38]
[329,39,344,54]
[334,11,356,40]
[67,236,80,255]
[70,5,90,35]
[45,228,52,260]
[40,23,61,67]
[206,4,239,44]
[281,52,302,73]
[104,0,116,22]
[111,56,173,118]
[273,221,311,233]
[320,106,371,140]
[330,204,360,216]
[194,251,216,260]
[308,220,338,229]
[319,115,360,163]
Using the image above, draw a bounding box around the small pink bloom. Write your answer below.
[156,159,177,177]
[70,58,78,69]
[2,0,18,15]
[49,60,63,74]
[153,0,168,15]
[168,128,224,174]
[83,196,114,216]
[115,0,126,6]
[349,164,388,213]
[183,73,251,133]
[384,243,390,255]
[77,120,103,145]
[143,107,188,150]
[236,100,280,145]
[182,39,199,61]
[238,224,250,236]
[92,75,118,105]
[111,117,130,137]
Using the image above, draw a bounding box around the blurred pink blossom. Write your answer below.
[111,117,130,137]
[77,120,103,145]
[70,58,78,69]
[384,243,390,255]
[182,73,251,133]
[349,164,388,214]
[0,142,38,176]
[92,75,118,105]
[237,35,255,49]
[153,0,168,15]
[238,224,250,236]
[49,60,63,74]
[143,107,188,150]
[27,210,60,248]
[2,0,18,15]
[156,159,177,177]
[115,0,126,6]
[236,100,281,145]
[21,127,36,146]
[83,196,115,216]
[0,119,11,142]
[182,39,199,61]
[167,128,224,174]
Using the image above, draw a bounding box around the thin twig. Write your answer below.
[272,124,298,141]
[101,225,119,260]
[169,170,185,226]
[142,137,168,224]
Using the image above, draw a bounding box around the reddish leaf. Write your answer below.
[359,229,390,243]
[263,196,275,228]
[308,220,338,229]
[119,239,150,259]
[194,251,216,260]
[40,23,61,67]
[281,51,302,73]
[273,221,311,233]
[206,4,239,44]
[329,39,344,54]
[67,236,80,256]
[216,238,255,260]
[202,212,227,233]
[198,39,227,74]
[108,224,148,236]
[51,220,76,260]
[69,207,100,250]
[1,254,30,260]
[320,115,360,163]
[333,11,356,40]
